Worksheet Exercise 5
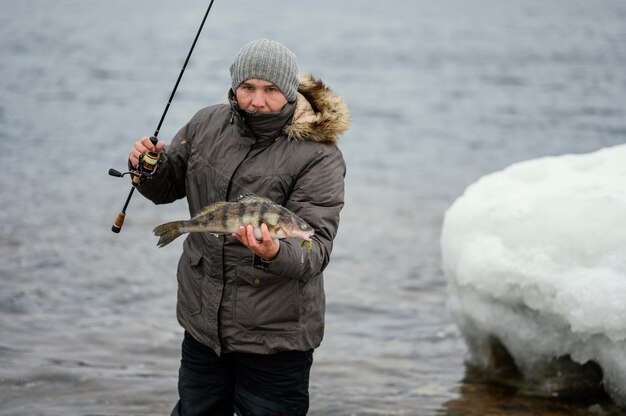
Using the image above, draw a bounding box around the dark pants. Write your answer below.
[170,332,313,416]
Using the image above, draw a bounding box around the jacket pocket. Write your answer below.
[234,265,299,332]
[176,247,204,316]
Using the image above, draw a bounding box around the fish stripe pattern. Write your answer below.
[221,203,230,230]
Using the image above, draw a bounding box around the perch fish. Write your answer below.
[153,194,314,250]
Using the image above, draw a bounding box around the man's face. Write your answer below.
[235,78,288,113]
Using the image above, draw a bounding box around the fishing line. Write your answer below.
[109,0,216,233]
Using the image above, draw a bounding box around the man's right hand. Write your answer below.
[129,136,166,168]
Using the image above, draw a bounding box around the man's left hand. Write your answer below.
[232,224,279,261]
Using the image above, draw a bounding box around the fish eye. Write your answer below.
[300,224,308,230]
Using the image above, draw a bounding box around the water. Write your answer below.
[1,0,625,414]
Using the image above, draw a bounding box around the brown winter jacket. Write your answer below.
[137,74,350,355]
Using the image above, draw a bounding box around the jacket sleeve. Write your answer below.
[135,122,193,204]
[263,144,346,281]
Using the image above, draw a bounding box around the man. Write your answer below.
[128,39,350,415]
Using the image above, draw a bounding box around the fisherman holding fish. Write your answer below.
[128,39,350,416]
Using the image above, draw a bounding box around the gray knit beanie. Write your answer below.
[230,39,299,103]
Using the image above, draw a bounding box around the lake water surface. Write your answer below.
[1,0,625,414]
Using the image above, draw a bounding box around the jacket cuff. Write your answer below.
[260,239,309,279]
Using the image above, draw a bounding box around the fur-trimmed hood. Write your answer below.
[285,74,351,144]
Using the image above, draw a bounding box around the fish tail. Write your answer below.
[153,220,186,247]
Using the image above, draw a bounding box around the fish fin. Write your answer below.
[153,220,186,247]
[236,193,275,205]
[194,200,230,218]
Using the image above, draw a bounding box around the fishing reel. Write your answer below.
[108,140,161,187]
[108,136,161,233]
[134,149,161,184]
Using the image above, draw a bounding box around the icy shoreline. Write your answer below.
[441,145,626,407]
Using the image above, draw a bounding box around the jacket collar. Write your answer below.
[229,74,351,145]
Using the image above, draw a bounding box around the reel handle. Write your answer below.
[108,168,124,177]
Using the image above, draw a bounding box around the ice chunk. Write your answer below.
[441,144,626,407]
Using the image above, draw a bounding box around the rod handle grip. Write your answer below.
[111,211,126,233]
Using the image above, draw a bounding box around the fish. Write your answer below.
[153,193,315,249]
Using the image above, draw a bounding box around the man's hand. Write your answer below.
[129,136,166,168]
[232,224,280,261]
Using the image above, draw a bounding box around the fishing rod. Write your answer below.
[109,0,216,233]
